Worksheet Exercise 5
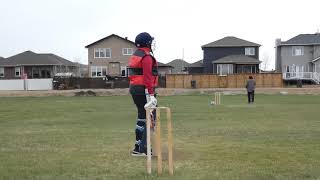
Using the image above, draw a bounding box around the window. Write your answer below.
[121,66,127,77]
[245,47,255,55]
[32,68,40,78]
[122,48,133,55]
[15,67,21,77]
[291,64,296,72]
[237,65,257,73]
[292,46,304,56]
[94,48,111,58]
[217,64,233,75]
[0,67,4,77]
[91,66,107,77]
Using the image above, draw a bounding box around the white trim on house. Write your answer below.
[245,47,255,55]
[292,46,304,56]
[217,64,233,75]
[94,48,112,59]
[279,43,320,46]
[91,66,108,77]
[120,66,127,77]
[122,48,133,55]
[15,67,21,77]
[312,56,320,63]
[0,67,4,77]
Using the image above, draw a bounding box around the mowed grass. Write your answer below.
[0,94,320,180]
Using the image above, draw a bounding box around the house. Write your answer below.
[85,34,136,78]
[202,36,261,75]
[275,33,320,84]
[167,59,190,74]
[0,51,78,79]
[0,57,8,78]
[185,60,204,74]
[74,62,89,77]
[157,62,174,76]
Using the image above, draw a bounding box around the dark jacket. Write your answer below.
[246,79,256,92]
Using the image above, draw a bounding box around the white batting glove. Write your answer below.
[144,95,157,109]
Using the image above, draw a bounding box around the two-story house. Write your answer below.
[85,34,136,78]
[275,33,320,84]
[202,36,261,75]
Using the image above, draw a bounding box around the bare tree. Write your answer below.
[260,53,270,71]
[74,57,81,77]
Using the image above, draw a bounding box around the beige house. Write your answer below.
[85,34,136,77]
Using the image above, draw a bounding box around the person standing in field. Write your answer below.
[246,75,256,104]
[128,32,158,156]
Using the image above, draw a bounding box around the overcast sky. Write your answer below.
[1,0,319,69]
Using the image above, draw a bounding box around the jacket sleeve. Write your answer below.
[141,55,155,95]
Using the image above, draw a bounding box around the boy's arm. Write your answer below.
[142,55,154,95]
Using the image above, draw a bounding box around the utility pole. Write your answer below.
[182,48,184,73]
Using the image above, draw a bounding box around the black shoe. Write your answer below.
[131,150,153,157]
[131,151,147,157]
[132,144,139,152]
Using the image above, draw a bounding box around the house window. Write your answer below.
[122,48,133,55]
[123,48,133,55]
[292,46,304,56]
[91,66,107,77]
[237,65,257,73]
[32,68,40,78]
[217,64,233,75]
[0,67,4,77]
[245,47,255,55]
[291,64,296,72]
[15,67,21,77]
[121,66,127,77]
[94,48,111,58]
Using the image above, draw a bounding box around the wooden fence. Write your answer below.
[166,73,283,88]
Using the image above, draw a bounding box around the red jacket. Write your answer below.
[128,47,158,95]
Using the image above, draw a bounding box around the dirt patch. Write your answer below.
[0,88,320,97]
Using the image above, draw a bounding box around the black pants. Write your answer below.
[131,94,147,152]
[247,91,255,103]
[132,94,147,119]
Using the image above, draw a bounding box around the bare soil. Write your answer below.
[0,87,320,97]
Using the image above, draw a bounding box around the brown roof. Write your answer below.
[213,55,261,64]
[3,51,75,66]
[85,34,135,48]
[202,36,261,48]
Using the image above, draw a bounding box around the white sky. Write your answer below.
[1,0,319,70]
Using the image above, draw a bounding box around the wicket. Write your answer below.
[214,92,221,105]
[146,107,174,175]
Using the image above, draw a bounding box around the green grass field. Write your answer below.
[0,94,320,180]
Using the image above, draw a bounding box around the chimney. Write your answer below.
[125,37,128,40]
[275,38,281,47]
